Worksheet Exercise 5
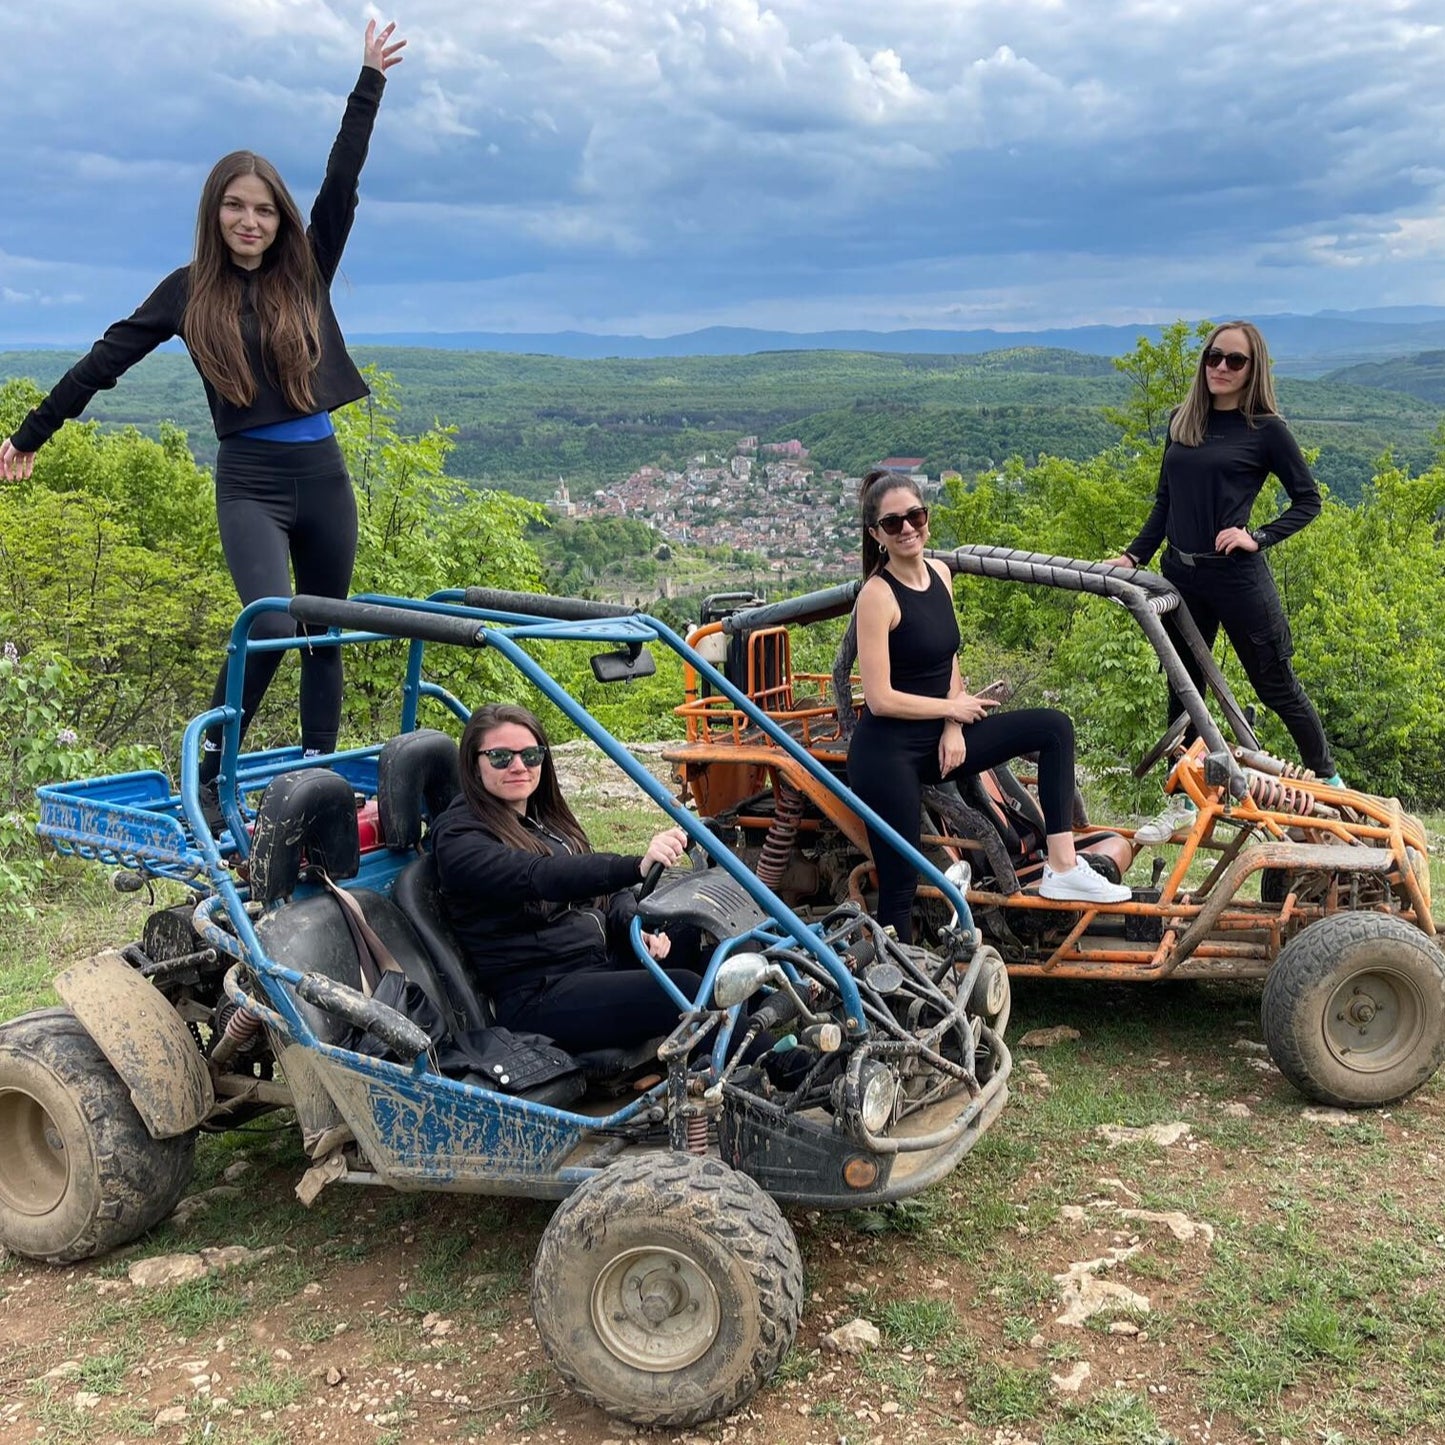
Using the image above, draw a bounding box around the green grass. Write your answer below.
[876,1296,958,1349]
[230,1359,308,1411]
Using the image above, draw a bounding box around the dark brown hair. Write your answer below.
[858,468,925,580]
[1170,320,1278,447]
[183,151,322,411]
[457,703,590,857]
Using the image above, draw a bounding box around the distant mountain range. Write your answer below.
[10,306,1445,376]
[327,307,1445,375]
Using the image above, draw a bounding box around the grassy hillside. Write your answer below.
[2,345,1439,503]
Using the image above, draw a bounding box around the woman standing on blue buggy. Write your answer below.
[0,21,407,823]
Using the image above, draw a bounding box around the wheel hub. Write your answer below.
[590,1245,721,1371]
[1325,970,1425,1073]
[0,1087,70,1216]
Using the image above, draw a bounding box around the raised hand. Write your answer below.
[363,19,407,73]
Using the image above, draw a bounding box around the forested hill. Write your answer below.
[1,345,1438,504]
[1323,351,1445,407]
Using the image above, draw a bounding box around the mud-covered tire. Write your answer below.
[0,1008,197,1262]
[531,1153,803,1428]
[1261,915,1445,1108]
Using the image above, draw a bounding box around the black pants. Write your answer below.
[495,955,705,1054]
[848,707,1077,943]
[1161,550,1333,777]
[201,435,358,781]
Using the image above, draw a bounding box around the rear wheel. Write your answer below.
[0,1008,196,1262]
[531,1153,803,1427]
[1261,915,1445,1107]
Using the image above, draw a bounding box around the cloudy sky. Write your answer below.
[4,0,1444,343]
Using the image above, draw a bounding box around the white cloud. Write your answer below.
[4,0,1445,338]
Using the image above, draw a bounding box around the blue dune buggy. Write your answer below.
[0,587,1012,1428]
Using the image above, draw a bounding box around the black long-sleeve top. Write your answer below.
[1124,408,1322,567]
[431,796,646,998]
[11,67,385,455]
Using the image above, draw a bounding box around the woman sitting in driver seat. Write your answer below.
[432,703,700,1054]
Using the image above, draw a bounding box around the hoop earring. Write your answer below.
[878,544,888,559]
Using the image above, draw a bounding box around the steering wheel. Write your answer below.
[636,841,710,902]
[1133,710,1191,779]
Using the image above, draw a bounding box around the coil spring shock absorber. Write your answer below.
[757,779,804,890]
[686,1111,709,1156]
[1247,772,1315,816]
[209,1006,263,1069]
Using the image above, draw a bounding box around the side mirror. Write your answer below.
[713,951,774,1009]
[944,858,972,931]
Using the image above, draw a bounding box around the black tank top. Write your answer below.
[877,566,959,700]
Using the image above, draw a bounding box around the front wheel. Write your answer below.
[1261,914,1445,1107]
[0,1008,197,1262]
[531,1153,803,1428]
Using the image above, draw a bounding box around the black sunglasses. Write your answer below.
[875,505,929,536]
[1203,347,1251,372]
[480,745,547,770]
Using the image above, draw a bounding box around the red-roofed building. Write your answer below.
[877,457,925,472]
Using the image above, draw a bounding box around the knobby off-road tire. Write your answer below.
[531,1152,804,1428]
[1261,914,1445,1108]
[0,1008,197,1262]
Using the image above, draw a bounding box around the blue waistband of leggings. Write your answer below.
[236,412,336,443]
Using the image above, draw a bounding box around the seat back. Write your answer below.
[962,767,1045,862]
[392,853,491,1030]
[249,769,456,1043]
[377,729,460,848]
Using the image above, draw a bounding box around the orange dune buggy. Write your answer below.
[665,547,1443,1109]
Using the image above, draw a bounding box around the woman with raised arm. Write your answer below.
[0,22,407,824]
[1105,321,1340,842]
[432,704,704,1054]
[847,470,1131,943]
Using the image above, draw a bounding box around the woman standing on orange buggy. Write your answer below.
[847,470,1131,943]
[1106,321,1341,841]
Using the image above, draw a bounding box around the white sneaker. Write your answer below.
[1132,797,1196,846]
[1039,860,1132,904]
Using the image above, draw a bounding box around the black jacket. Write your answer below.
[431,796,645,998]
[1126,408,1321,566]
[11,66,385,455]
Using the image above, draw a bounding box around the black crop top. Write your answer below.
[877,566,959,700]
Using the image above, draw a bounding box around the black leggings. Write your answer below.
[1161,551,1333,777]
[201,435,357,780]
[848,707,1077,943]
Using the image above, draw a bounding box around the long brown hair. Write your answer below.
[458,703,591,857]
[183,151,322,411]
[858,468,925,580]
[1169,320,1278,447]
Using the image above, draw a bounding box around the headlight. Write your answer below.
[858,1060,899,1133]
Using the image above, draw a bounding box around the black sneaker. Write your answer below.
[197,781,226,839]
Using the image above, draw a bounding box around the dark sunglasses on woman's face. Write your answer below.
[875,505,929,536]
[1203,347,1251,372]
[480,745,547,770]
